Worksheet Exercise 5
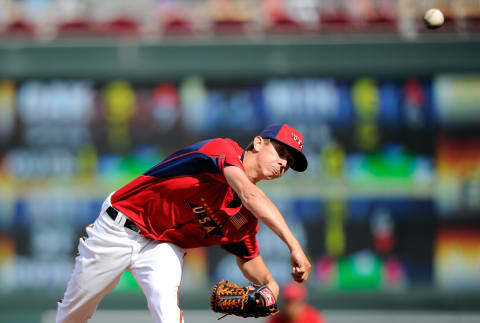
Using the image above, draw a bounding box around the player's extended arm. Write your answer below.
[224,165,311,282]
[236,255,279,299]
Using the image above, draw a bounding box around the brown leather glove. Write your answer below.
[210,280,279,319]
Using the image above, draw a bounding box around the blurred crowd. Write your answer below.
[268,281,325,323]
[0,0,479,40]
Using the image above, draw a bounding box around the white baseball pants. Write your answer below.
[56,195,186,323]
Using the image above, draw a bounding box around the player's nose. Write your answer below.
[278,159,288,173]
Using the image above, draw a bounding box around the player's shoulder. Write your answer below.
[200,137,243,155]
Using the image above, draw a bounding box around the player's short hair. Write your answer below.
[245,138,270,151]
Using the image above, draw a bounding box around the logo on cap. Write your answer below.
[292,133,303,150]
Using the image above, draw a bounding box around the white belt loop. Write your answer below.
[106,205,125,226]
[115,212,127,226]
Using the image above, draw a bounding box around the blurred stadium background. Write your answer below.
[1,0,480,322]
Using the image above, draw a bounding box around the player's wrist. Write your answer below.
[288,240,303,254]
[266,281,279,300]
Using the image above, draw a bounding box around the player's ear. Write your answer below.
[252,136,263,152]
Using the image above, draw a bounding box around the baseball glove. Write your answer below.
[210,280,279,319]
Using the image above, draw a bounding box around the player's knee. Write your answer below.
[147,286,178,308]
[147,290,181,321]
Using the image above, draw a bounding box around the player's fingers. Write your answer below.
[291,272,304,283]
[299,260,311,280]
[292,266,302,276]
[301,270,309,281]
[292,266,310,282]
[291,268,303,281]
[295,264,307,274]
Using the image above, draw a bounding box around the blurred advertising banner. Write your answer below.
[435,225,480,290]
[0,74,479,295]
[434,75,480,125]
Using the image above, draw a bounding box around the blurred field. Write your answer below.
[2,289,478,322]
[39,310,480,323]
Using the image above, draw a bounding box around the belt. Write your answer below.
[106,206,141,233]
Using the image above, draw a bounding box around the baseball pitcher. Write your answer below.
[56,124,311,323]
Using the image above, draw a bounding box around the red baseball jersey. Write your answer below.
[110,138,260,259]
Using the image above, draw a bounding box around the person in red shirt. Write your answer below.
[56,124,311,323]
[268,281,325,323]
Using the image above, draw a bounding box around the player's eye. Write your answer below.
[272,142,293,167]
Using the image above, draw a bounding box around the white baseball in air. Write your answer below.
[424,8,444,29]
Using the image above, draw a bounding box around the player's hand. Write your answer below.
[290,248,311,283]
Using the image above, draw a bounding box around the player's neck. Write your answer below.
[242,150,261,184]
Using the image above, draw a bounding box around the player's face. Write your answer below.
[258,140,294,180]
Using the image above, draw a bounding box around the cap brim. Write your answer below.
[270,139,308,172]
[289,148,308,172]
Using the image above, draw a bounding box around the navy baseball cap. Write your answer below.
[259,124,308,172]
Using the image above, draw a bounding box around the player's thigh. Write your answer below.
[130,241,185,300]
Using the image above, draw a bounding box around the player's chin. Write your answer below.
[266,173,282,180]
[265,169,283,180]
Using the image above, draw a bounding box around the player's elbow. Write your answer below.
[239,189,264,211]
[240,190,259,205]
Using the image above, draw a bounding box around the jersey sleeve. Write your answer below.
[199,138,245,177]
[220,234,260,260]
